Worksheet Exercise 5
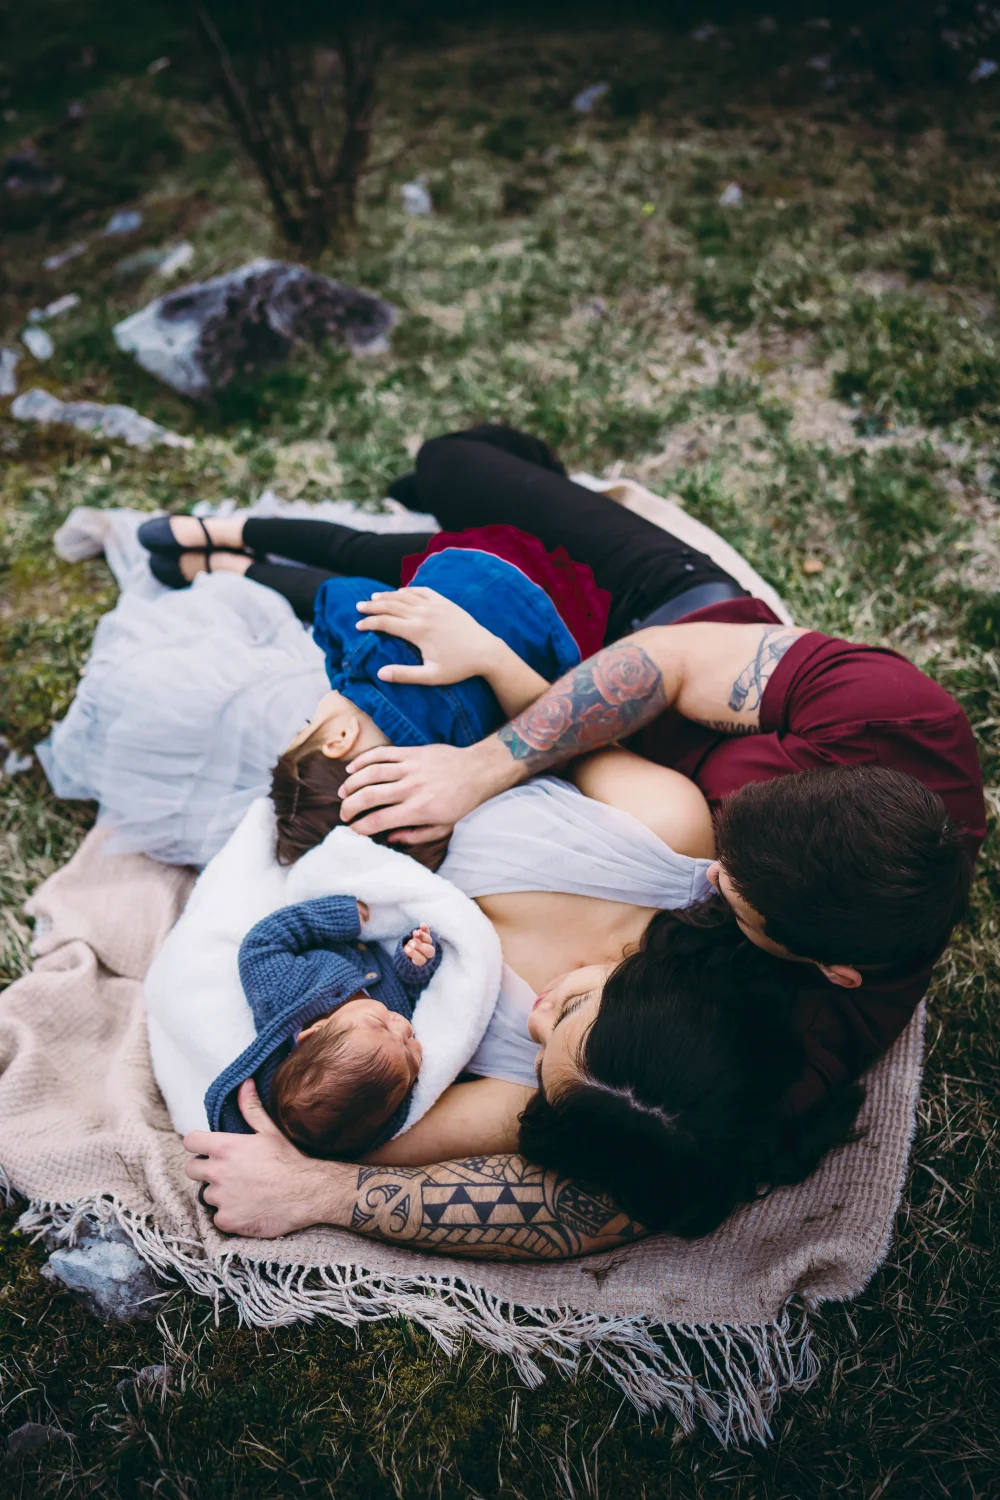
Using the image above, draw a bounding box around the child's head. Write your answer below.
[270,690,451,870]
[270,994,422,1157]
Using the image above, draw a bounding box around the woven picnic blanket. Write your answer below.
[0,828,922,1445]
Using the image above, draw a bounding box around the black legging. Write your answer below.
[244,425,745,634]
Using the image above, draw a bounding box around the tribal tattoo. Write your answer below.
[498,643,666,773]
[727,628,801,716]
[349,1155,645,1261]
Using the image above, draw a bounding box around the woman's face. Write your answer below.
[527,964,610,1099]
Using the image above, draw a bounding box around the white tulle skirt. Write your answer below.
[37,573,329,867]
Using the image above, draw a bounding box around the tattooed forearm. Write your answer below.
[728,628,800,716]
[497,643,667,773]
[348,1155,645,1261]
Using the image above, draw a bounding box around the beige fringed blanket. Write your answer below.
[2,828,922,1445]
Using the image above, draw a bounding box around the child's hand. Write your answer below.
[356,900,370,926]
[356,587,502,686]
[402,924,435,968]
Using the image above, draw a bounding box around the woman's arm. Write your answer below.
[363,1076,533,1166]
[569,747,716,859]
[184,1082,646,1258]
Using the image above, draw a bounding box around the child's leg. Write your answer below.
[242,518,434,588]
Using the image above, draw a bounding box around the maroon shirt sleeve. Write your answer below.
[631,596,985,1116]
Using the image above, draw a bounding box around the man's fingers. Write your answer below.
[343,804,424,838]
[184,1151,214,1181]
[237,1078,281,1136]
[339,778,411,822]
[340,761,408,797]
[346,746,409,775]
[183,1130,216,1158]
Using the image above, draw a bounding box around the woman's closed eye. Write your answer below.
[553,993,590,1030]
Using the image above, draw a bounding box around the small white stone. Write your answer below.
[43,241,86,271]
[401,181,433,215]
[156,241,194,276]
[0,348,20,397]
[22,328,54,360]
[3,750,33,776]
[719,182,743,206]
[572,82,609,113]
[39,293,80,321]
[970,58,998,83]
[104,209,143,236]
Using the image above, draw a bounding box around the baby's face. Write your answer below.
[298,995,422,1092]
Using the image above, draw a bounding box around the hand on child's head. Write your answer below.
[403,923,435,968]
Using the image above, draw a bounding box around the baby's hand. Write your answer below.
[356,900,370,926]
[403,924,435,968]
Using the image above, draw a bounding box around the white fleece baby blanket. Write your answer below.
[144,797,503,1136]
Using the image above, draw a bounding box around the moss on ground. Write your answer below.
[1,4,999,1495]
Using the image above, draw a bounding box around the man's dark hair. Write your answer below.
[517,912,858,1237]
[714,766,972,970]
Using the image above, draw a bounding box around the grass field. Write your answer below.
[1,4,999,1495]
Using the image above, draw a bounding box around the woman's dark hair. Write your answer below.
[714,765,972,970]
[518,908,863,1238]
[269,737,450,871]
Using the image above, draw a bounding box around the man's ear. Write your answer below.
[319,714,362,760]
[818,963,864,989]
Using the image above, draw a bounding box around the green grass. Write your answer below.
[2,5,1000,1495]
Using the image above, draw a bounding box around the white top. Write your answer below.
[443,778,713,1088]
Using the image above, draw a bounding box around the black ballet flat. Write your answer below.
[149,549,222,590]
[138,515,245,562]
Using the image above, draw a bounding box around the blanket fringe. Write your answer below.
[17,1195,817,1445]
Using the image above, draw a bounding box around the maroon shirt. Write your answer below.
[633,598,986,1115]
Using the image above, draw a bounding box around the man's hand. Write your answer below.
[184,1080,353,1238]
[339,738,518,842]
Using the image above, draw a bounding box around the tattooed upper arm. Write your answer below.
[348,1155,646,1261]
[727,628,801,718]
[498,642,666,774]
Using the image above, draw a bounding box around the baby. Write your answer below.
[204,895,440,1157]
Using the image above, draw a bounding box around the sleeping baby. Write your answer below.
[203,895,440,1157]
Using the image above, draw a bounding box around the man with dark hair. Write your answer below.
[187,429,985,1256]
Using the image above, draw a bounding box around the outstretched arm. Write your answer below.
[185,1081,645,1259]
[339,621,804,841]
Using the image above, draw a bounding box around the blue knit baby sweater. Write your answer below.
[204,896,441,1136]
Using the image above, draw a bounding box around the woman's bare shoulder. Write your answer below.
[569,747,716,859]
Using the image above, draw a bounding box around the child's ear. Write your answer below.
[319,713,362,760]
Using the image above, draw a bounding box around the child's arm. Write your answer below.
[390,925,442,990]
[237,897,368,1022]
[356,588,550,717]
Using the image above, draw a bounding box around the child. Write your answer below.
[204,895,440,1156]
[268,546,583,866]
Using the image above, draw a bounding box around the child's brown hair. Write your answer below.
[270,1024,406,1157]
[269,732,451,871]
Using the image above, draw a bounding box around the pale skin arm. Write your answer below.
[185,1080,645,1259]
[339,621,805,841]
[356,587,550,719]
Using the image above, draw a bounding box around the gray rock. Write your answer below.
[401,180,433,216]
[104,209,143,236]
[113,258,397,400]
[116,1363,172,1397]
[572,82,609,113]
[41,1220,165,1322]
[11,388,192,449]
[6,1423,71,1463]
[0,348,20,397]
[43,241,87,271]
[21,327,54,361]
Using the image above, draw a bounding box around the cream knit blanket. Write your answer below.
[2,829,922,1446]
